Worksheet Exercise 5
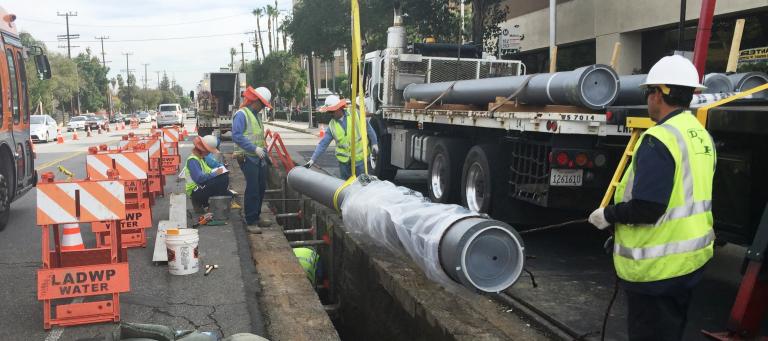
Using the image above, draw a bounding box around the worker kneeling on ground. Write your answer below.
[304,95,378,179]
[588,55,716,341]
[185,135,231,212]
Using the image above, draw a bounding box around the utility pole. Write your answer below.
[142,63,150,90]
[122,52,134,80]
[57,12,79,59]
[95,36,110,67]
[155,71,161,88]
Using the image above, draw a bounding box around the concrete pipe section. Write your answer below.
[286,167,525,293]
[403,64,620,110]
[703,73,734,94]
[727,72,768,98]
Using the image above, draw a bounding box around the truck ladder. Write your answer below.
[600,116,654,208]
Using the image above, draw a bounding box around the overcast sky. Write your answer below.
[6,0,293,92]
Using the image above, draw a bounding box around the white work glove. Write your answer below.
[255,147,266,159]
[371,144,379,154]
[589,208,611,230]
[304,159,315,168]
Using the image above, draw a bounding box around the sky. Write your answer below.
[5,0,294,92]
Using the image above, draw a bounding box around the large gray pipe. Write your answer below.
[286,167,525,293]
[703,73,734,94]
[614,72,768,105]
[727,72,768,98]
[403,64,620,110]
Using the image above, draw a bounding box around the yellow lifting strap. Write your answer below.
[600,82,768,208]
[348,0,369,178]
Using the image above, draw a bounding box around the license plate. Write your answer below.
[550,169,583,186]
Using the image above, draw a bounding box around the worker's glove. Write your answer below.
[372,144,379,154]
[255,147,266,159]
[304,159,315,168]
[588,208,611,230]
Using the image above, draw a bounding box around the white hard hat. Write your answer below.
[321,95,346,112]
[202,135,219,152]
[641,55,706,89]
[254,87,272,107]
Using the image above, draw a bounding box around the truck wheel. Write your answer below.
[428,141,461,204]
[369,132,397,181]
[0,152,14,231]
[461,145,499,213]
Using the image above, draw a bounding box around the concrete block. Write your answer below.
[169,193,187,224]
[152,220,185,262]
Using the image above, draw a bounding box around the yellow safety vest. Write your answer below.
[184,155,212,196]
[613,111,716,282]
[234,107,265,157]
[329,112,365,163]
[293,247,319,285]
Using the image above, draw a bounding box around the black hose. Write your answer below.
[601,276,620,341]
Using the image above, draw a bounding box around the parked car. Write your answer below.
[30,115,58,143]
[85,116,107,130]
[67,115,87,132]
[123,113,136,124]
[157,103,183,127]
[109,113,123,123]
[138,112,152,123]
[186,108,196,119]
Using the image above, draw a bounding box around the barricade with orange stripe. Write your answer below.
[86,147,153,248]
[120,134,164,197]
[36,171,129,329]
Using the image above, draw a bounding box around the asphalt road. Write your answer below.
[0,119,261,340]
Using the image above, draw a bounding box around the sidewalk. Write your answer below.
[263,119,319,136]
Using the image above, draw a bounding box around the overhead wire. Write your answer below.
[21,13,249,28]
[42,32,251,44]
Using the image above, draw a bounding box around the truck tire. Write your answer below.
[0,151,14,231]
[368,117,397,181]
[461,145,499,213]
[428,140,462,204]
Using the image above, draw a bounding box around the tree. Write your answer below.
[159,73,170,91]
[252,8,267,60]
[467,0,509,53]
[281,17,290,51]
[266,4,275,54]
[273,0,280,51]
[230,47,237,71]
[74,48,110,112]
[247,51,307,107]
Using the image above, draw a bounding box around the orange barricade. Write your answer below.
[86,147,153,248]
[161,142,180,175]
[36,172,129,329]
[120,134,164,197]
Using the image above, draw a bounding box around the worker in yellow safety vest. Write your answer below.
[184,135,230,212]
[304,95,378,179]
[588,55,716,341]
[232,86,273,232]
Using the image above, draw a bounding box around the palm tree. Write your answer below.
[273,0,280,51]
[265,5,275,54]
[230,48,237,71]
[280,17,289,51]
[251,8,266,60]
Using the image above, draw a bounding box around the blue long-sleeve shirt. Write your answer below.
[310,113,378,162]
[204,154,222,168]
[187,156,220,185]
[232,108,261,154]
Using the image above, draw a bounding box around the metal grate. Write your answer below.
[508,138,551,206]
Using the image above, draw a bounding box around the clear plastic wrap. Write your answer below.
[340,179,480,291]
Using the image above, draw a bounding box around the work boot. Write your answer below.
[246,224,263,234]
[191,201,206,214]
[258,216,273,227]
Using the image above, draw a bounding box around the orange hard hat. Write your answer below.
[242,86,272,109]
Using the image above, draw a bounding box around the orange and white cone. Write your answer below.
[56,129,64,144]
[72,129,79,140]
[61,223,85,251]
[87,126,92,137]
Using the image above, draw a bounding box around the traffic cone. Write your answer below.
[61,223,85,251]
[106,124,111,132]
[121,122,126,130]
[72,129,79,140]
[56,129,64,144]
[87,126,92,137]
[317,125,325,139]
[98,126,103,134]
[182,128,188,140]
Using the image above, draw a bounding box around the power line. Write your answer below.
[42,32,251,43]
[22,13,249,28]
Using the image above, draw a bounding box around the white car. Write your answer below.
[31,115,59,143]
[67,116,87,131]
[157,103,183,127]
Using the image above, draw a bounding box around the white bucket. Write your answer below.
[165,229,200,275]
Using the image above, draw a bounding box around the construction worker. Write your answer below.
[588,55,716,341]
[233,86,272,232]
[304,95,378,179]
[185,135,230,212]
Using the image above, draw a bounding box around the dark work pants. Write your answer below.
[239,156,267,225]
[338,160,365,180]
[190,173,231,208]
[625,288,692,341]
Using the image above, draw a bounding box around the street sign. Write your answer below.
[499,25,524,54]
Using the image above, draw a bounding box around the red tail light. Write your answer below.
[556,152,569,166]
